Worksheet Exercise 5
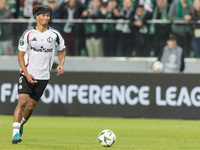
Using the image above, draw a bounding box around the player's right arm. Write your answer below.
[18,50,37,84]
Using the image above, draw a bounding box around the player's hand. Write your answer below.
[26,74,38,84]
[57,65,64,76]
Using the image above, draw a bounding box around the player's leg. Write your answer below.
[12,94,29,144]
[22,98,38,124]
[17,79,48,140]
[19,98,38,137]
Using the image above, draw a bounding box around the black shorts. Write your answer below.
[18,75,49,101]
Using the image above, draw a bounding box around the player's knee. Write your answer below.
[18,94,29,108]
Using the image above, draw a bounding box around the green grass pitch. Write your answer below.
[1,115,200,150]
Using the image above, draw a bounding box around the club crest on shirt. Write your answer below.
[19,40,24,46]
[47,37,53,43]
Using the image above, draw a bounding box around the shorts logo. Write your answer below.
[19,76,23,90]
[19,85,23,90]
[19,76,23,83]
[19,40,24,46]
[47,37,53,43]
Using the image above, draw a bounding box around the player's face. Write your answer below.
[36,13,50,25]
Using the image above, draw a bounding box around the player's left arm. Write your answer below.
[57,48,66,76]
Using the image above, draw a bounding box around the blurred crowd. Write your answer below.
[0,0,200,58]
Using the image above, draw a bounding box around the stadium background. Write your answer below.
[1,1,200,149]
[1,0,200,120]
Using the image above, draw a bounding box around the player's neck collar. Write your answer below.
[34,26,49,32]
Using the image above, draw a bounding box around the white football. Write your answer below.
[152,61,164,73]
[98,129,116,147]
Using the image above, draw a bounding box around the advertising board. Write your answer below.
[0,71,200,119]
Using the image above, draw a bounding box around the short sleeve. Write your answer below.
[56,32,66,51]
[18,32,29,52]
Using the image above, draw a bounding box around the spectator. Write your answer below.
[167,0,174,5]
[118,0,136,9]
[151,34,185,73]
[130,5,149,56]
[115,0,134,57]
[191,0,200,57]
[11,0,39,52]
[135,0,154,19]
[82,0,104,57]
[149,0,171,56]
[10,0,23,53]
[101,0,119,56]
[48,0,62,56]
[10,0,24,18]
[168,0,193,57]
[23,0,38,18]
[59,0,84,56]
[48,0,62,32]
[0,0,14,55]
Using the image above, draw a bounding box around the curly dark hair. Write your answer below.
[33,5,53,16]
